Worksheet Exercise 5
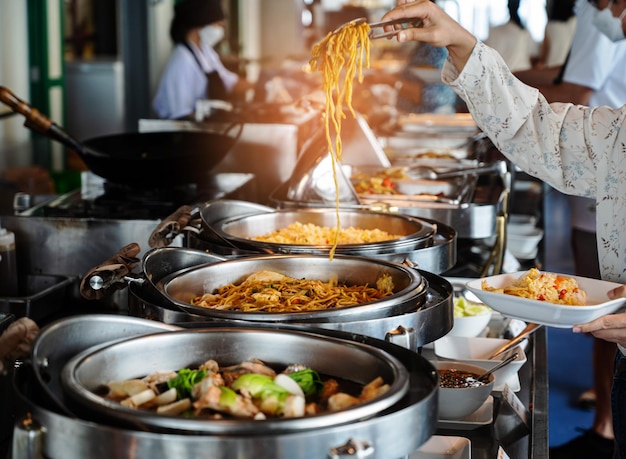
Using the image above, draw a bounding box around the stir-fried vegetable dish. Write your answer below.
[101,358,390,419]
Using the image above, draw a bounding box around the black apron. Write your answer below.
[184,42,228,101]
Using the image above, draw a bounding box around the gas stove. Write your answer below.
[1,172,256,306]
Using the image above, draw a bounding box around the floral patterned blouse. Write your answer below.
[442,41,626,283]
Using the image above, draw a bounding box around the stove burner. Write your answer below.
[36,174,256,220]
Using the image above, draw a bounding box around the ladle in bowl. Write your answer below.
[468,352,519,385]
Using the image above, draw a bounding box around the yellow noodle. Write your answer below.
[191,273,393,313]
[309,21,372,259]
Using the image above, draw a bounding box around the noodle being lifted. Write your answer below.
[481,268,587,306]
[309,20,372,258]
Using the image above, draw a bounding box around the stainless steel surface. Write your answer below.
[129,269,454,349]
[31,315,180,415]
[13,325,439,459]
[61,327,410,433]
[2,173,256,282]
[159,254,428,323]
[211,208,436,257]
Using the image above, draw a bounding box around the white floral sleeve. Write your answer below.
[441,41,626,282]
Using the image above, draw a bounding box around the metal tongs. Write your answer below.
[333,17,424,40]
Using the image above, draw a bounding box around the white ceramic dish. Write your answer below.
[434,336,527,387]
[410,435,471,459]
[506,227,543,259]
[465,272,626,328]
[433,361,495,420]
[438,395,493,430]
[449,312,492,338]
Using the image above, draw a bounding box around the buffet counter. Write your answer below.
[421,326,549,459]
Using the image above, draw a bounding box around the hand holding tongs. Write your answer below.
[333,17,424,40]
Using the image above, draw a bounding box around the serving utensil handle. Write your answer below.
[488,322,541,360]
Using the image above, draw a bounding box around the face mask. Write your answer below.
[593,5,626,42]
[199,25,225,48]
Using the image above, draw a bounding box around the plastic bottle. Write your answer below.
[0,226,19,297]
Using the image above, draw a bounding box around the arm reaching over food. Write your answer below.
[573,286,626,349]
[0,317,39,374]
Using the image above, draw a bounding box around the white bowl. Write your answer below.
[433,360,495,420]
[506,227,544,259]
[449,312,492,337]
[434,336,527,387]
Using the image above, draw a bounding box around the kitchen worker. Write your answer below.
[152,0,252,120]
[378,0,626,457]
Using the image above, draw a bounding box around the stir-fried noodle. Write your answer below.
[309,21,372,259]
[191,270,394,313]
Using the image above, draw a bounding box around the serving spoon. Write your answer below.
[469,352,519,385]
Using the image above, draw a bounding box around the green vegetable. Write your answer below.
[231,374,289,398]
[453,296,491,318]
[288,369,323,397]
[218,386,237,409]
[231,374,291,415]
[167,368,207,399]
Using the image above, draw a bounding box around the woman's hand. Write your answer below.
[380,0,477,71]
[573,285,626,348]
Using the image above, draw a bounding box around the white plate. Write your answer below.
[465,272,626,328]
[410,435,472,458]
[437,395,493,430]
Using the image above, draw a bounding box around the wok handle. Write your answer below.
[0,86,83,152]
[0,86,52,135]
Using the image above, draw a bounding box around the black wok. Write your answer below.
[0,86,241,187]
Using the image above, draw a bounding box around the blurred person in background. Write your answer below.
[484,0,535,72]
[380,1,626,457]
[152,0,252,120]
[534,0,577,70]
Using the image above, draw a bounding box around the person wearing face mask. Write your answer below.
[152,0,251,120]
[379,0,626,457]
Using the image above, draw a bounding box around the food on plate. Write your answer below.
[352,167,408,195]
[481,268,587,306]
[191,270,394,312]
[309,19,371,258]
[453,296,491,318]
[102,358,390,419]
[252,222,404,245]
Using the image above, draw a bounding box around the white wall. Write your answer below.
[0,0,33,169]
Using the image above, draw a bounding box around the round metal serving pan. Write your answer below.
[13,324,438,459]
[30,315,181,416]
[129,270,453,348]
[207,208,436,256]
[156,254,428,323]
[61,327,411,435]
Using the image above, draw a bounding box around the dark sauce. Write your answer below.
[438,369,485,388]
